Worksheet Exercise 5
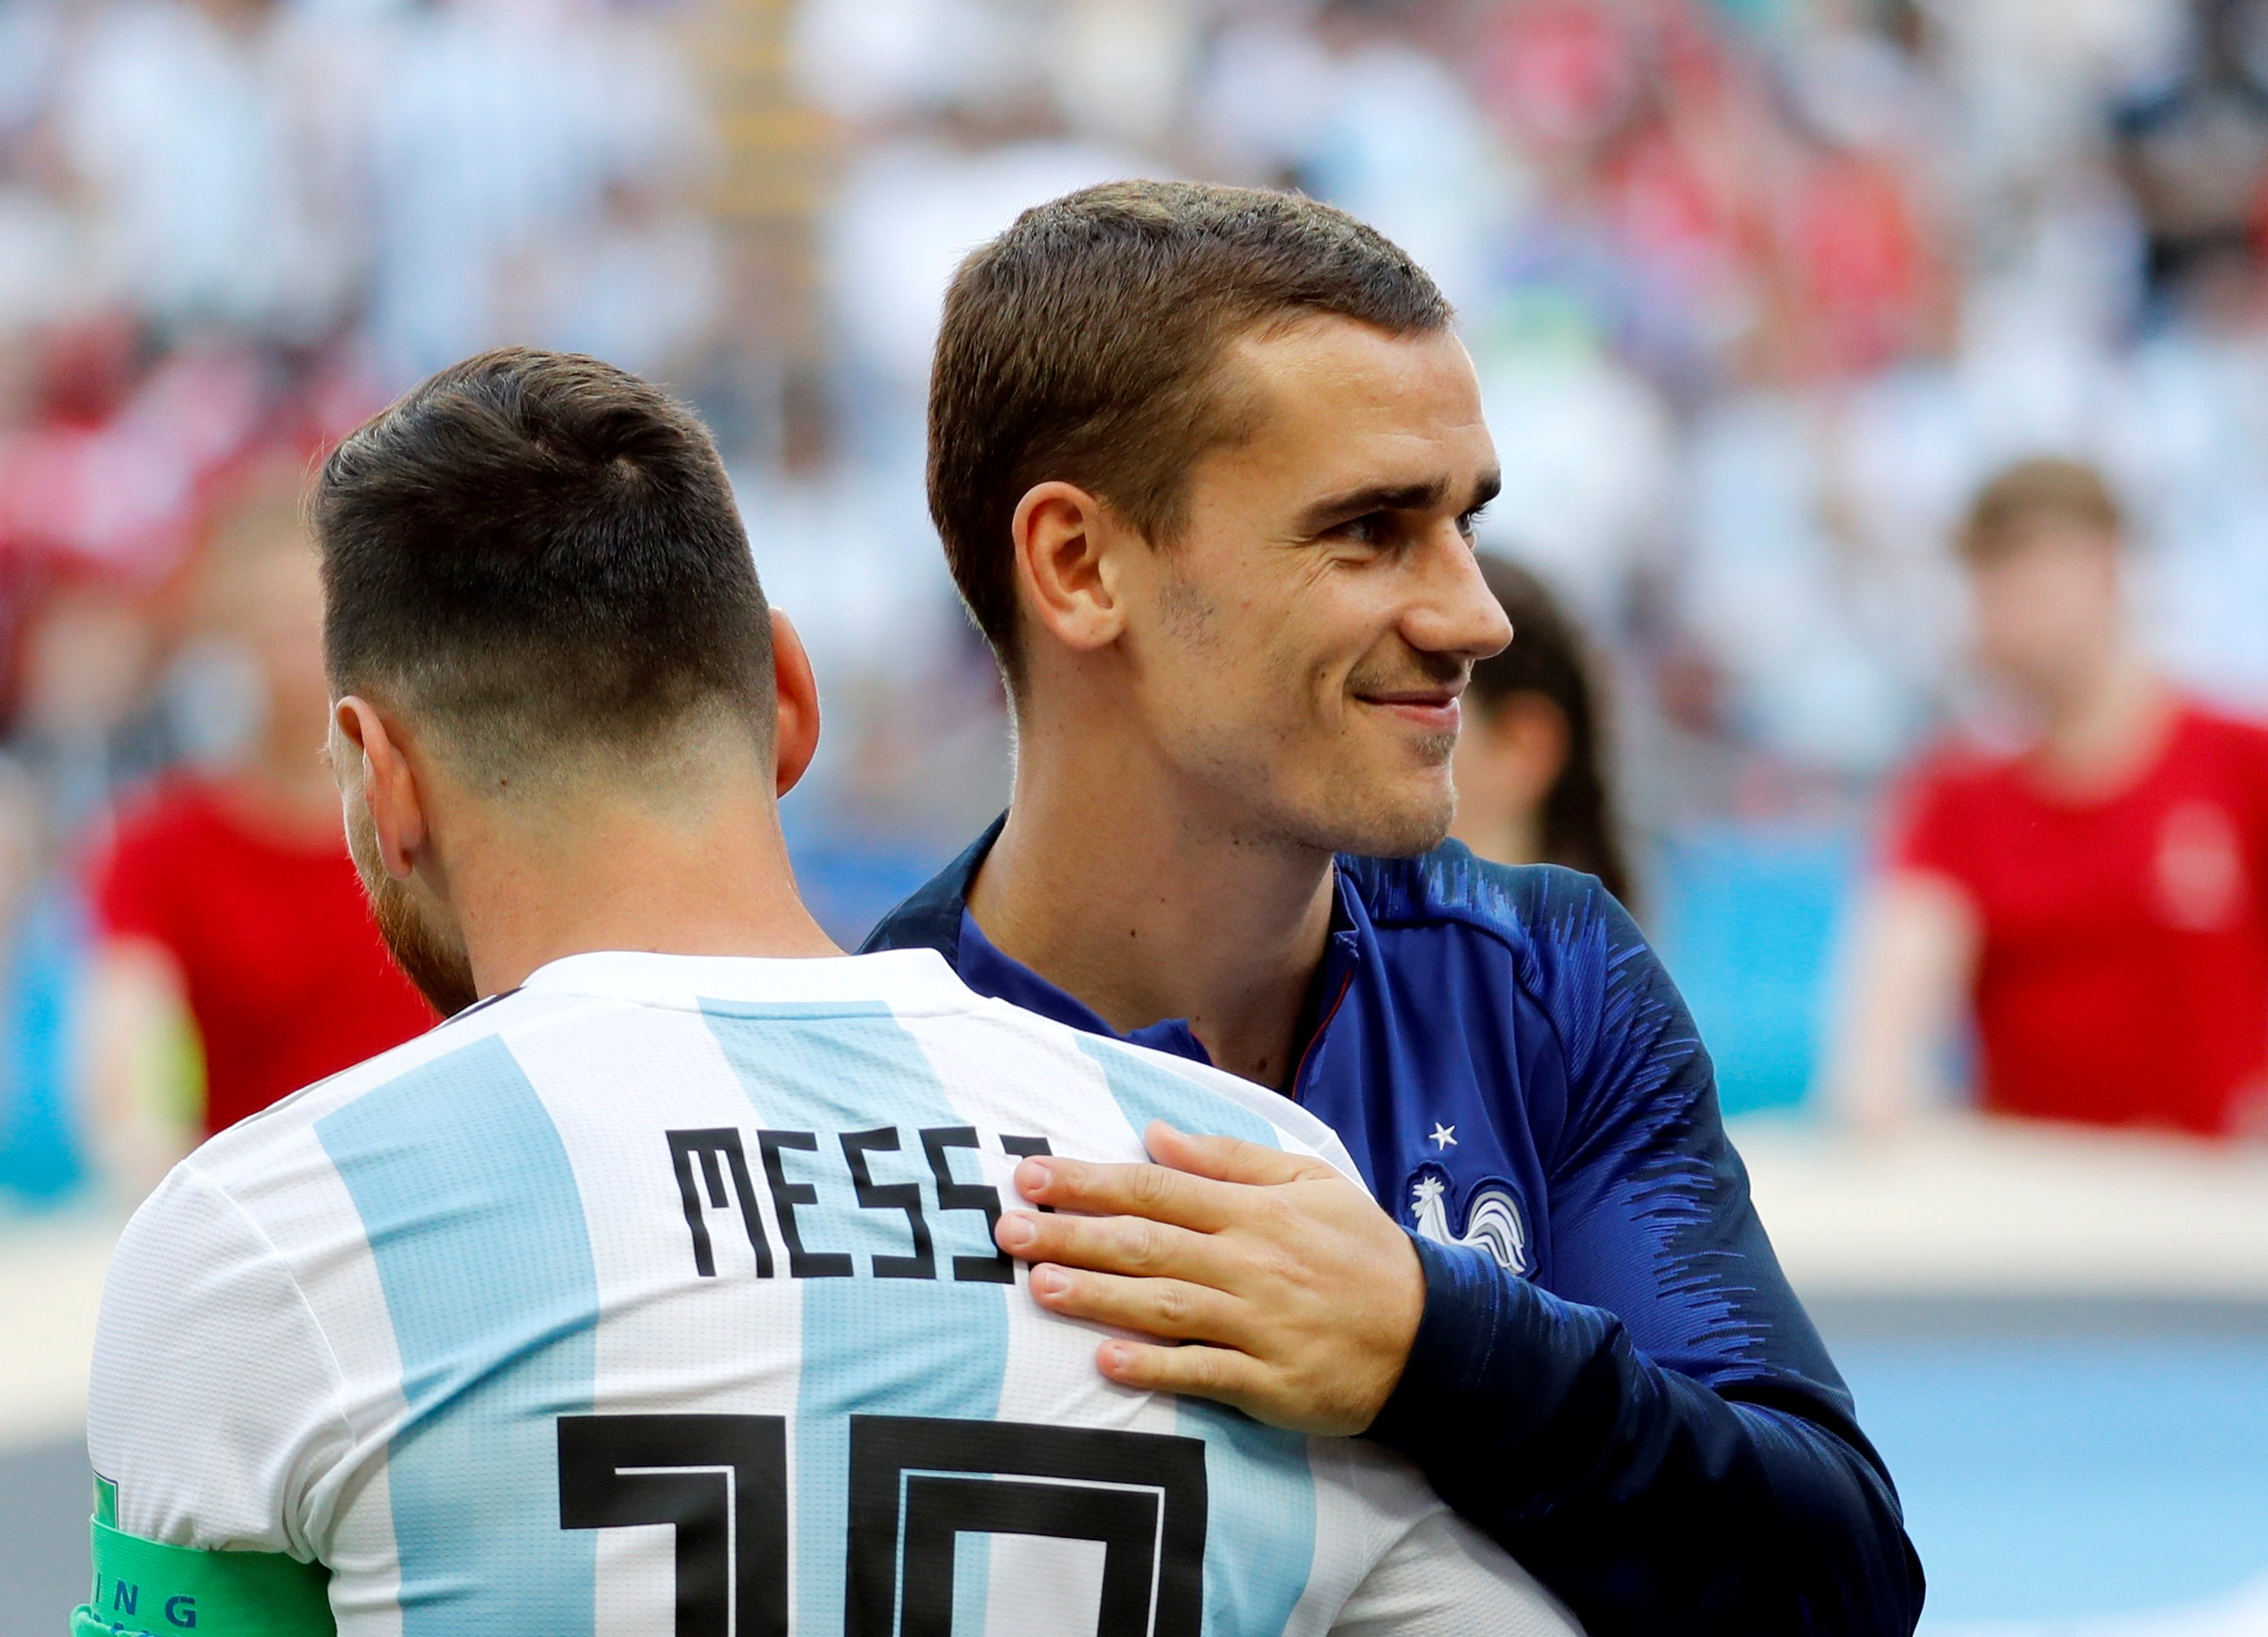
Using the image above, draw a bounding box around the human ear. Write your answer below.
[768,608,821,797]
[1010,481,1126,655]
[333,696,427,881]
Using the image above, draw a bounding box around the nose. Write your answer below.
[1404,530,1512,662]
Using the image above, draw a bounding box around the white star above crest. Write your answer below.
[1429,1123,1457,1150]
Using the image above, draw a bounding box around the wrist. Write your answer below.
[1367,1231,1516,1449]
[1349,1223,1428,1431]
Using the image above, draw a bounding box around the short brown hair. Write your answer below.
[1958,457,2125,562]
[314,347,772,777]
[928,180,1453,669]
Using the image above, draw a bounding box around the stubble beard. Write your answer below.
[1212,728,1458,862]
[1316,753,1458,858]
[345,799,481,1018]
[1322,653,1466,857]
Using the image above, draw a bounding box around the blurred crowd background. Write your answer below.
[10,0,2268,1196]
[2,0,2268,1627]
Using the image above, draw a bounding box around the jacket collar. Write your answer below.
[859,812,1004,966]
[861,812,1371,1073]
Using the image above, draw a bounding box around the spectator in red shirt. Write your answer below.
[83,469,434,1192]
[1833,457,2268,1138]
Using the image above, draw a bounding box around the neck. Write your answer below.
[2030,646,2174,794]
[448,781,840,998]
[969,693,1334,1089]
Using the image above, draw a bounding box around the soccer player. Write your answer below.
[77,349,1577,1635]
[1835,456,2268,1136]
[864,182,1925,1631]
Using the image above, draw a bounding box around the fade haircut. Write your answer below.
[314,347,771,780]
[929,180,1453,674]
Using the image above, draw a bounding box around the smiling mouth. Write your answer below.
[1355,690,1464,732]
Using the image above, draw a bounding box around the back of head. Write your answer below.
[1468,556,1634,906]
[312,348,771,785]
[1469,557,1591,725]
[929,179,1453,674]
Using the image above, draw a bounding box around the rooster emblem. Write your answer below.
[1409,1171,1529,1276]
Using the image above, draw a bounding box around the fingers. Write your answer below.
[1095,1337,1267,1410]
[1026,1261,1254,1347]
[1142,1121,1325,1187]
[996,1206,1233,1287]
[1009,1128,1331,1226]
[1009,1151,1239,1231]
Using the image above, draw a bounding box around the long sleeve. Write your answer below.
[1372,1236,1921,1635]
[1370,872,1925,1635]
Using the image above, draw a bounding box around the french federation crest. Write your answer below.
[1409,1167,1530,1277]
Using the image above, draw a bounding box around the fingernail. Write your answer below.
[997,1212,1036,1251]
[1034,1266,1070,1297]
[1099,1341,1129,1371]
[1018,1157,1054,1195]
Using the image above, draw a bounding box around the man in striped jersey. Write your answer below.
[74,347,1576,1636]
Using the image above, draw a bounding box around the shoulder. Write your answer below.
[1345,843,1700,1089]
[1898,733,2024,803]
[1343,842,1642,981]
[980,998,1361,1178]
[90,1155,347,1552]
[1879,737,2028,865]
[2168,702,2268,829]
[2175,697,2268,761]
[92,986,635,1553]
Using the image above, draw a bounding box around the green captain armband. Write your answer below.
[73,1516,335,1637]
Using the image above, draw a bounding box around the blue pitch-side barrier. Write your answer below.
[0,888,85,1210]
[1650,822,1861,1118]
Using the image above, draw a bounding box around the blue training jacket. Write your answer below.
[864,821,1927,1636]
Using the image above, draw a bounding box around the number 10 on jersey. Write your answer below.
[558,1412,1208,1636]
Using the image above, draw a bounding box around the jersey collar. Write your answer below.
[517,946,977,1014]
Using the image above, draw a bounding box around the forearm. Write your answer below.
[1368,1237,1924,1637]
[82,941,202,1199]
[1827,873,1979,1126]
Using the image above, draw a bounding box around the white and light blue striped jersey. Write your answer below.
[87,948,1579,1636]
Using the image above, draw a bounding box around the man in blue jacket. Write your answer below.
[865,179,1924,1634]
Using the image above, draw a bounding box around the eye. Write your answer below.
[1456,501,1490,542]
[1331,513,1387,546]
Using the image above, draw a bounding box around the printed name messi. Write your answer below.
[666,1124,1053,1284]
